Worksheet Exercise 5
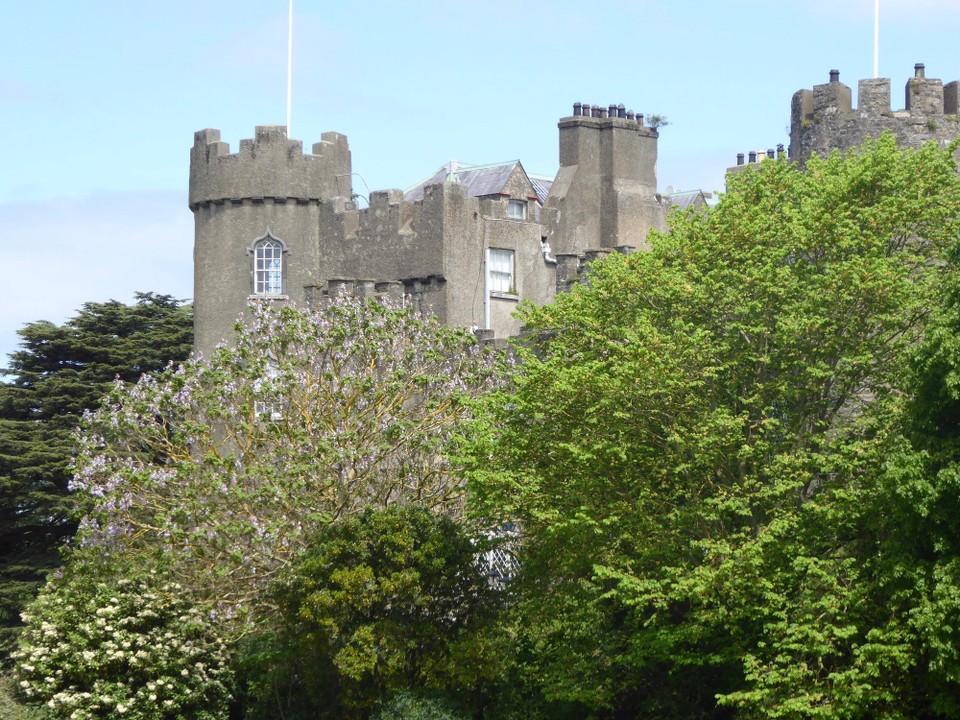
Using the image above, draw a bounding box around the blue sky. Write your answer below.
[3,0,960,366]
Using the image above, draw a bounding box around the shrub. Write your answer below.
[13,572,232,720]
[372,691,469,720]
[245,505,502,720]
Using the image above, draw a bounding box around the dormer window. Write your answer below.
[507,199,526,220]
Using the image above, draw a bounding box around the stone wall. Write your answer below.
[189,126,351,356]
[542,103,665,255]
[190,102,667,355]
[789,65,960,163]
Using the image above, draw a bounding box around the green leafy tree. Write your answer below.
[467,136,960,718]
[243,505,500,720]
[69,296,499,628]
[13,570,232,720]
[0,293,192,658]
[372,692,471,720]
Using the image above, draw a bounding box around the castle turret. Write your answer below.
[790,65,960,164]
[189,126,351,355]
[542,102,664,255]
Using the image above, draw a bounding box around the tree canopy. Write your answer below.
[241,504,500,720]
[68,296,499,628]
[0,293,192,658]
[466,136,960,718]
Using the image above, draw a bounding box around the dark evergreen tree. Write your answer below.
[0,293,192,659]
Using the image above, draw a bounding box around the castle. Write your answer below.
[190,65,960,354]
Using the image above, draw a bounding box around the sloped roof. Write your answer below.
[529,175,553,204]
[662,189,711,210]
[404,160,531,202]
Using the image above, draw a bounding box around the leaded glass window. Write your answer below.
[254,238,283,295]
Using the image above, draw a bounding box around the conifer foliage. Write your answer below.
[0,293,192,657]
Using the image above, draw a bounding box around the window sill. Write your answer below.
[248,294,289,301]
[490,292,520,302]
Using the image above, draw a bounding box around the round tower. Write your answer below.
[188,125,352,356]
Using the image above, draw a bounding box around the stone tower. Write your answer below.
[542,103,665,255]
[189,125,352,355]
[789,64,960,163]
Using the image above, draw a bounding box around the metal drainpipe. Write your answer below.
[484,247,491,330]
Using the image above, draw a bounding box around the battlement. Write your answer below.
[189,125,352,210]
[555,245,636,294]
[789,65,960,163]
[191,104,667,355]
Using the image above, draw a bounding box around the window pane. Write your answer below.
[254,239,283,295]
[489,249,514,294]
[508,200,526,220]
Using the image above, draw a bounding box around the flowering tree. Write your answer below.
[69,296,499,625]
[13,572,232,720]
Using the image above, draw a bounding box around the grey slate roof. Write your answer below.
[662,189,710,210]
[529,176,553,204]
[405,160,527,202]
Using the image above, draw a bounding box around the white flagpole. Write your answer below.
[874,0,879,78]
[286,0,293,135]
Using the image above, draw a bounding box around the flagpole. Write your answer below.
[286,0,293,135]
[874,0,879,78]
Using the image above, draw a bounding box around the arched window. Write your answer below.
[251,232,285,295]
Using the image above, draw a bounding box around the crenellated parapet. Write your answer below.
[190,103,665,355]
[319,184,457,283]
[189,125,352,210]
[190,125,353,356]
[555,245,636,294]
[789,65,960,163]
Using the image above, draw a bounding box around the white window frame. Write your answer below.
[488,248,515,295]
[254,361,283,421]
[507,199,526,220]
[248,230,287,296]
[254,399,283,422]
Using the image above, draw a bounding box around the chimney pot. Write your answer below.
[829,69,840,83]
[737,153,745,166]
[748,151,757,163]
[573,102,582,116]
[915,63,926,78]
[766,148,775,159]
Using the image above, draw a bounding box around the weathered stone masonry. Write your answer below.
[190,104,686,356]
[790,64,960,162]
